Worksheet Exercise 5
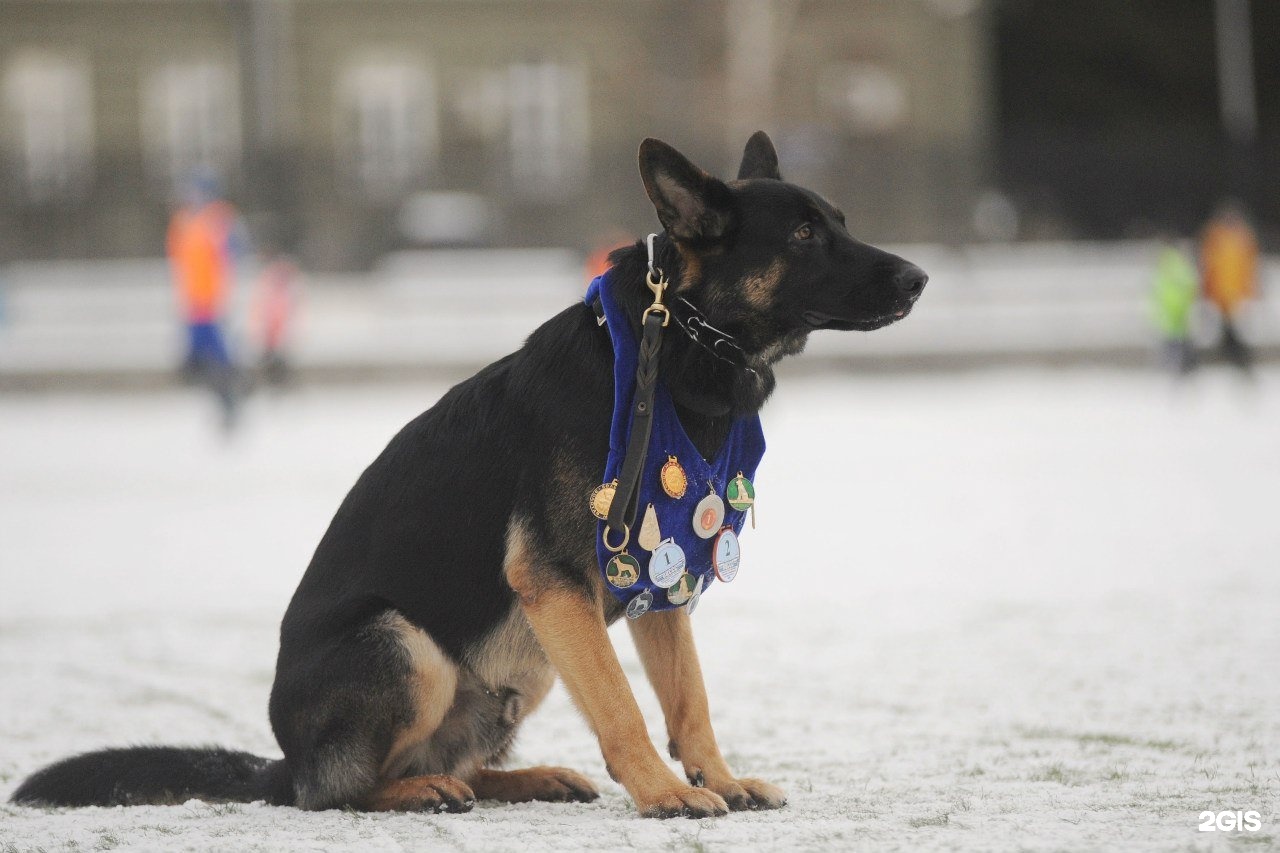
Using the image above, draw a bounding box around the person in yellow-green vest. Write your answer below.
[1150,238,1198,375]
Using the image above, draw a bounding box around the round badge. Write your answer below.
[726,472,756,512]
[648,538,687,588]
[712,528,741,583]
[605,552,641,589]
[589,480,617,521]
[660,456,688,499]
[692,493,725,539]
[625,589,654,620]
[665,572,698,606]
[686,574,706,615]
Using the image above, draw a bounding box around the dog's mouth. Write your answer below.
[803,301,914,332]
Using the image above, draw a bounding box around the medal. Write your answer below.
[625,589,654,619]
[726,471,756,528]
[637,503,662,551]
[712,527,741,583]
[605,552,641,589]
[665,572,698,606]
[589,479,617,521]
[660,456,687,499]
[648,538,686,588]
[692,489,725,539]
[686,574,706,614]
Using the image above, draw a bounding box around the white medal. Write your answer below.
[648,538,687,588]
[686,574,706,614]
[692,492,725,540]
[712,528,741,583]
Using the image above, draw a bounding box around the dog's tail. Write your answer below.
[9,746,293,807]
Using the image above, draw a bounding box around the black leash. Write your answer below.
[603,236,671,552]
[598,234,758,551]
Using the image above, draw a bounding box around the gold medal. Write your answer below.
[726,472,756,528]
[637,503,662,551]
[605,551,641,589]
[589,479,618,520]
[660,456,687,499]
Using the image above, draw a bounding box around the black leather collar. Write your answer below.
[669,297,758,376]
[593,293,757,377]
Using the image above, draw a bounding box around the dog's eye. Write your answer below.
[794,223,814,241]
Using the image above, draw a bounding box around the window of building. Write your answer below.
[335,57,437,202]
[142,60,242,197]
[2,50,94,204]
[507,61,588,199]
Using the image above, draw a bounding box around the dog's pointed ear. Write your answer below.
[639,138,734,243]
[737,130,781,181]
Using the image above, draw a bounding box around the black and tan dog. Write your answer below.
[12,133,925,819]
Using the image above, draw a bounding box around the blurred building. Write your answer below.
[0,0,989,269]
[0,1,1275,270]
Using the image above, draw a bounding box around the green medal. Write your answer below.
[726,471,756,528]
[605,551,641,589]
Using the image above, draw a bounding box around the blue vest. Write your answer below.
[585,270,766,613]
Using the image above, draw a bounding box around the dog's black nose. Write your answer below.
[894,264,928,297]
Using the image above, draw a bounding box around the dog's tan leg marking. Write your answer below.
[505,524,728,819]
[376,612,460,779]
[628,609,787,811]
[362,774,475,813]
[519,588,727,818]
[469,766,599,803]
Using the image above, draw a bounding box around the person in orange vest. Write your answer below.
[1200,202,1260,370]
[584,229,631,288]
[167,173,250,427]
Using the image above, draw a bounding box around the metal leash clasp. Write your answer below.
[643,232,670,326]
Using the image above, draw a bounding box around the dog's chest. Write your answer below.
[462,604,553,698]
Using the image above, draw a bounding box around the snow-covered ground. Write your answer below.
[1,367,1278,851]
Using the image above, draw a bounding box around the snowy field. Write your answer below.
[1,367,1278,852]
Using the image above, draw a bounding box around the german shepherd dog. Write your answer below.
[12,133,925,818]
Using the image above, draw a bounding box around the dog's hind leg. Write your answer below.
[629,609,786,811]
[272,610,474,812]
[446,600,599,804]
[362,774,475,813]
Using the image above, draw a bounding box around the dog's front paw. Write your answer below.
[688,770,787,812]
[470,766,599,803]
[523,766,600,803]
[636,785,729,819]
[516,766,600,803]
